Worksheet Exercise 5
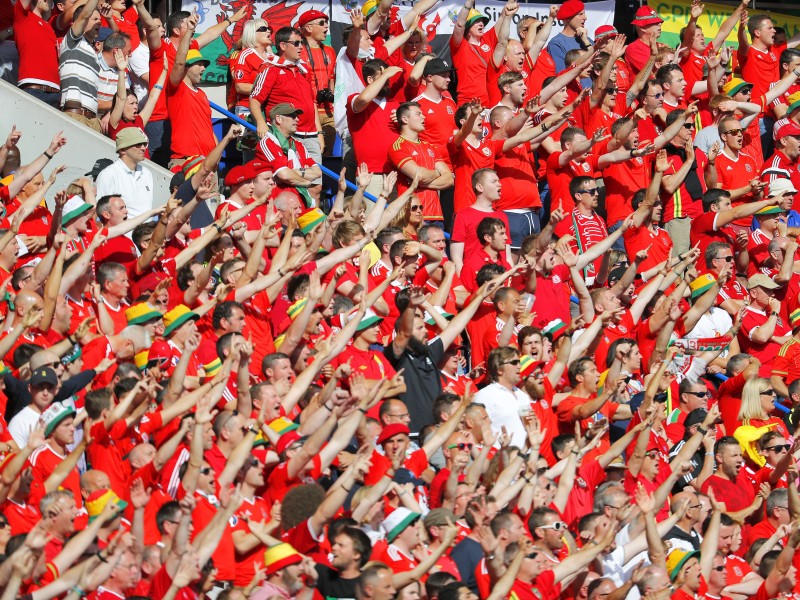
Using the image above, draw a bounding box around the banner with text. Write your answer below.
[650,0,800,48]
[185,0,615,84]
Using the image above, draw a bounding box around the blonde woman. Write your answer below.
[735,377,789,439]
[230,18,274,117]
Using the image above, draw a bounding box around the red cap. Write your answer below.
[776,122,800,139]
[632,6,664,27]
[224,164,256,187]
[377,423,411,446]
[148,340,173,365]
[275,430,302,455]
[298,10,328,29]
[556,0,584,21]
[246,159,273,174]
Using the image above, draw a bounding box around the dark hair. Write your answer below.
[568,357,596,387]
[166,11,191,37]
[85,389,113,419]
[132,222,156,250]
[665,107,688,128]
[569,176,594,199]
[476,263,504,287]
[102,31,129,52]
[477,217,505,246]
[426,572,459,600]
[655,64,682,88]
[702,188,731,212]
[362,58,389,82]
[212,300,244,331]
[156,501,181,534]
[275,26,302,53]
[396,101,421,127]
[96,195,122,222]
[714,436,741,456]
[97,262,126,291]
[471,168,495,193]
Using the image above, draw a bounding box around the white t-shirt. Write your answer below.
[473,382,532,447]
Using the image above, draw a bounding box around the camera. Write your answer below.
[316,88,334,103]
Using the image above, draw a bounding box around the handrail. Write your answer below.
[208,101,378,202]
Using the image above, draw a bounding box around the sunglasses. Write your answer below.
[714,255,734,262]
[200,467,213,475]
[503,359,521,366]
[723,128,743,135]
[760,389,777,396]
[410,205,424,211]
[686,390,709,398]
[580,188,599,196]
[256,26,272,33]
[645,450,660,460]
[766,444,791,453]
[526,551,539,559]
[683,123,696,130]
[647,92,664,99]
[0,521,7,529]
[713,565,725,572]
[447,442,474,451]
[284,40,302,47]
[539,521,567,531]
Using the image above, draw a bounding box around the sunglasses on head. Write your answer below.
[447,442,474,451]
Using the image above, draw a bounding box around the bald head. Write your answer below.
[15,290,42,313]
[81,470,111,495]
[30,349,61,371]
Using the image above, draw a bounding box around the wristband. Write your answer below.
[541,121,549,131]
[70,587,87,598]
[771,311,779,317]
[96,551,108,563]
[213,223,223,233]
[705,452,714,456]
[223,17,230,25]
[278,268,285,277]
[153,84,163,90]
[43,151,53,159]
[67,335,77,345]
[358,407,368,414]
[322,403,333,412]
[696,426,707,436]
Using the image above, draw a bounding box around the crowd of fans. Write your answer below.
[3,0,800,598]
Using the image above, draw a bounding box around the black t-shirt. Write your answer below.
[315,564,358,600]
[385,336,446,433]
[450,536,484,593]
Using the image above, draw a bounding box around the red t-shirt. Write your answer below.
[773,338,800,385]
[623,224,673,273]
[603,154,653,226]
[451,206,510,268]
[738,305,792,376]
[447,137,505,213]
[689,211,737,259]
[14,0,59,88]
[494,140,540,211]
[148,38,198,122]
[700,471,756,513]
[739,43,783,101]
[449,29,498,105]
[231,47,269,108]
[388,136,445,220]
[346,94,400,173]
[546,151,600,213]
[661,148,709,221]
[415,92,457,167]
[716,151,760,227]
[166,81,216,159]
[250,61,317,135]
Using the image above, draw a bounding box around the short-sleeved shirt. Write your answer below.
[14,0,59,88]
[346,94,399,173]
[58,29,99,111]
[623,224,673,273]
[415,91,457,166]
[603,154,653,226]
[231,47,270,109]
[661,147,709,221]
[738,305,791,376]
[773,338,800,385]
[166,81,216,159]
[451,206,510,267]
[449,29,497,105]
[716,150,760,226]
[447,137,505,213]
[700,472,756,513]
[385,336,446,433]
[388,136,445,220]
[739,44,782,101]
[546,152,599,213]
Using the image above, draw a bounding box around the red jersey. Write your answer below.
[166,81,216,159]
[546,151,600,213]
[493,139,540,211]
[231,47,270,109]
[414,91,457,167]
[739,43,783,101]
[623,223,673,273]
[148,38,199,122]
[388,136,445,220]
[447,137,505,213]
[451,206,510,268]
[773,338,800,385]
[14,0,59,89]
[449,29,498,105]
[738,305,792,377]
[603,154,653,226]
[346,94,400,173]
[250,60,317,135]
[761,150,800,212]
[716,150,760,226]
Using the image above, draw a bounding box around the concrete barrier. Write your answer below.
[0,78,173,207]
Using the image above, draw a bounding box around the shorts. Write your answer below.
[504,210,541,249]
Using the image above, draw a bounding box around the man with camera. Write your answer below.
[250,26,323,164]
[298,10,336,159]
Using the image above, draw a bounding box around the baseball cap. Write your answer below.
[423,58,454,77]
[31,366,58,387]
[270,103,303,120]
[85,158,113,180]
[776,122,800,140]
[747,273,781,290]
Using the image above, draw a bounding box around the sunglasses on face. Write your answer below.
[683,123,696,130]
[723,128,743,135]
[648,92,664,99]
[200,467,213,475]
[714,255,734,262]
[410,205,423,211]
[503,359,521,366]
[256,26,272,33]
[766,444,791,453]
[760,388,777,396]
[686,390,709,398]
[526,551,539,559]
[580,188,599,196]
[447,442,474,451]
[712,565,725,572]
[284,40,302,47]
[539,521,567,531]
